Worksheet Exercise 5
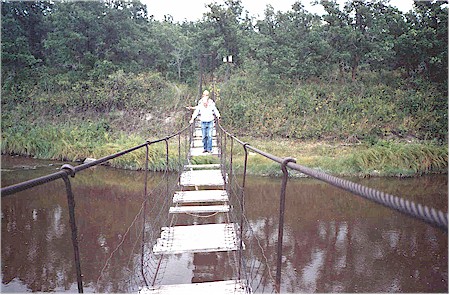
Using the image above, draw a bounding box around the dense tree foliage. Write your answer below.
[1,0,448,141]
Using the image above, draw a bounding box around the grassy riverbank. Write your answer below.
[1,120,447,177]
[1,70,447,178]
[2,1,448,179]
[225,137,448,178]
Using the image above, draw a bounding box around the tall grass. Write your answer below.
[1,68,447,176]
[1,121,188,171]
[219,137,448,178]
[2,120,447,176]
[349,141,448,176]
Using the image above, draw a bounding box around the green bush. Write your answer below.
[218,69,447,142]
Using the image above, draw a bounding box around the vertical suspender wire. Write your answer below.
[189,123,193,156]
[229,137,233,184]
[61,173,84,293]
[152,139,171,287]
[141,144,150,287]
[238,143,249,281]
[165,139,169,201]
[152,247,164,287]
[178,134,181,168]
[218,127,222,179]
[275,158,296,293]
[223,129,227,191]
[184,124,189,162]
[185,127,188,159]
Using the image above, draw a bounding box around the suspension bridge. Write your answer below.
[140,121,247,294]
[1,120,447,293]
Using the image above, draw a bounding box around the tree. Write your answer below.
[275,2,326,79]
[1,1,53,97]
[204,0,252,66]
[252,5,279,70]
[321,0,412,80]
[1,1,51,66]
[43,2,105,73]
[320,0,354,80]
[395,1,448,83]
[150,19,192,81]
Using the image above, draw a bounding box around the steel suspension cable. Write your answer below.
[217,123,448,231]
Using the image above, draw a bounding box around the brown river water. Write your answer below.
[1,155,448,293]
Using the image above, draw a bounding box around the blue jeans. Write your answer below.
[201,121,213,152]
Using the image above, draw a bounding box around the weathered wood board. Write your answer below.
[180,170,225,187]
[173,190,229,203]
[152,223,237,255]
[139,280,247,294]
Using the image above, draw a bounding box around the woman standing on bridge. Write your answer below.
[189,90,221,153]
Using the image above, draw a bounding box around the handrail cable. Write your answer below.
[217,123,448,231]
[1,124,191,294]
[217,122,447,293]
[1,121,447,293]
[1,125,190,197]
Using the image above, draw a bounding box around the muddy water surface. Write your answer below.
[1,155,447,293]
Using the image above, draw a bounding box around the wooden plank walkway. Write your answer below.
[152,223,237,254]
[140,280,247,294]
[179,169,225,187]
[173,190,228,203]
[148,123,249,293]
[190,146,220,156]
[192,138,218,148]
[183,164,221,169]
[190,121,220,155]
[169,204,230,214]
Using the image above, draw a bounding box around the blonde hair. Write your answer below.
[202,90,209,96]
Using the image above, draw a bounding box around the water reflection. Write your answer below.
[1,155,447,293]
[242,176,448,293]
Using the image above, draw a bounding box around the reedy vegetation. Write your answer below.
[1,0,448,176]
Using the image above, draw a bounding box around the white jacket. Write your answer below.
[190,98,221,122]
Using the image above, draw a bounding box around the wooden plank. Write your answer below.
[184,164,221,169]
[190,147,220,157]
[139,280,247,294]
[180,170,225,187]
[152,223,237,255]
[173,190,228,203]
[192,138,217,148]
[169,205,230,214]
